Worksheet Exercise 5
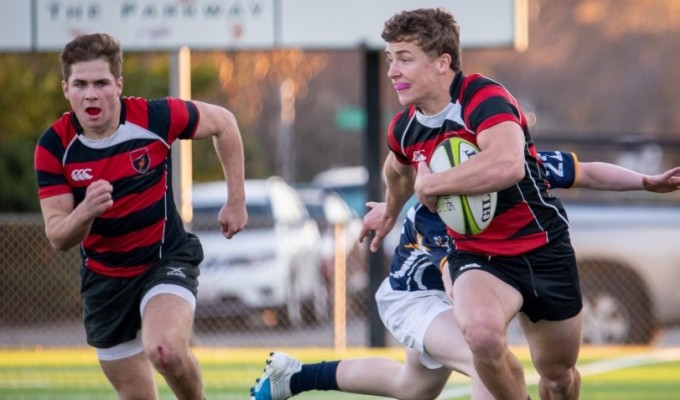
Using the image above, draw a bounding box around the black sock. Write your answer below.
[289,360,340,394]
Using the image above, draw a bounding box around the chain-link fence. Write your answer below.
[3,205,679,350]
[0,213,379,349]
[0,214,82,346]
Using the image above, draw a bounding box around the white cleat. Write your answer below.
[250,352,303,400]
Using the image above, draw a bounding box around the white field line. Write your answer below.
[437,348,680,400]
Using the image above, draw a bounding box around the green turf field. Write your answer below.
[1,346,678,399]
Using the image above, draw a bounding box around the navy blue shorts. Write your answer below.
[447,232,582,322]
[81,233,203,348]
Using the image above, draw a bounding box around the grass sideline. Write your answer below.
[1,346,679,399]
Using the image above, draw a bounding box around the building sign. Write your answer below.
[0,1,32,51]
[0,0,526,52]
[37,0,275,51]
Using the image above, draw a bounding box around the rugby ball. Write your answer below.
[428,138,497,235]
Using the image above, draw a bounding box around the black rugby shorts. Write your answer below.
[81,234,203,348]
[447,233,582,322]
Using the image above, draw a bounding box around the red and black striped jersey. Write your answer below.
[34,96,200,277]
[387,72,569,256]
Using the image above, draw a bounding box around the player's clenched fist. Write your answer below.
[83,179,114,218]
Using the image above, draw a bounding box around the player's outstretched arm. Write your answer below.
[577,162,680,192]
[642,166,680,193]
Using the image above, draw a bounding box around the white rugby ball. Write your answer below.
[428,137,497,235]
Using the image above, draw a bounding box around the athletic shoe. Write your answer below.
[250,352,302,400]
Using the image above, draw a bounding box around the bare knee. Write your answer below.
[463,322,506,360]
[540,366,580,398]
[146,341,186,376]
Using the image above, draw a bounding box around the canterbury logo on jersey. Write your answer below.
[71,169,93,181]
[412,150,427,163]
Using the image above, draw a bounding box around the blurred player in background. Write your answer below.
[34,33,247,400]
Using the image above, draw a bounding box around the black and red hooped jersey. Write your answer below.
[387,72,569,256]
[34,97,199,278]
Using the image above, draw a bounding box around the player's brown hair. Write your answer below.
[60,33,123,81]
[382,8,461,71]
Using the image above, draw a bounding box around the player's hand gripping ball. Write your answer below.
[428,137,498,235]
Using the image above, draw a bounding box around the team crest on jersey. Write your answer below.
[130,148,150,173]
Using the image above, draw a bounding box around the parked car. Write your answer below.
[565,202,680,344]
[191,177,327,327]
[311,166,369,217]
[296,187,369,315]
[313,166,680,344]
[311,166,416,250]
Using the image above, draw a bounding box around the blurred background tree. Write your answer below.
[189,50,328,182]
[0,54,63,212]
